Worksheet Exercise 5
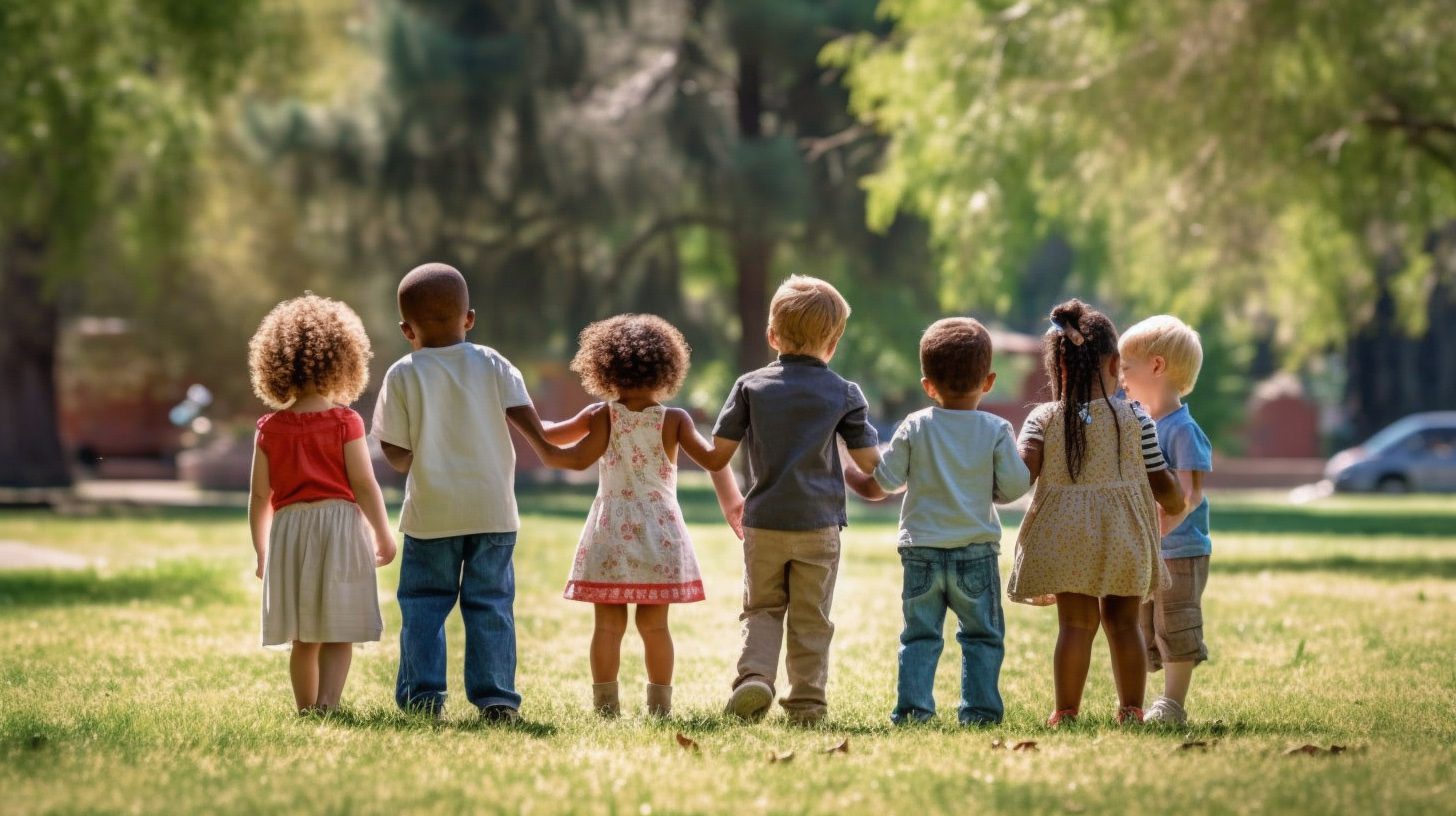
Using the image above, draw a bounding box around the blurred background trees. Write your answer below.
[4,0,1455,486]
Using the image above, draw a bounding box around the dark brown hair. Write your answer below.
[920,317,993,395]
[1044,299,1122,481]
[570,314,691,399]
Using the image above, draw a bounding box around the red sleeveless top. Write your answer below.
[256,407,366,510]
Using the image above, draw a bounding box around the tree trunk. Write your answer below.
[733,45,773,371]
[0,232,72,488]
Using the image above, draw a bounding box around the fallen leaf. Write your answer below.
[990,738,1006,750]
[769,750,795,764]
[674,733,699,753]
[1177,741,1210,752]
[1329,745,1347,755]
[1012,740,1039,752]
[823,738,850,754]
[1285,744,1325,756]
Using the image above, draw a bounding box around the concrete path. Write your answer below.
[0,540,90,570]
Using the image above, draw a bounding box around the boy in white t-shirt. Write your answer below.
[373,262,588,722]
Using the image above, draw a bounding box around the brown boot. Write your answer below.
[645,683,673,717]
[592,681,620,718]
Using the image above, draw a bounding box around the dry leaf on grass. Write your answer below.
[1285,744,1327,756]
[1012,741,1039,752]
[823,738,850,754]
[1177,741,1211,752]
[769,750,795,764]
[675,733,700,753]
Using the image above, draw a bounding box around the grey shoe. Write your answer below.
[593,682,620,718]
[479,705,521,724]
[724,680,773,721]
[1143,696,1188,725]
[645,683,673,718]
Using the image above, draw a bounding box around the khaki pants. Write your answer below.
[734,526,841,715]
[1141,555,1210,670]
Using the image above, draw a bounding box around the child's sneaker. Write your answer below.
[1046,708,1079,728]
[724,680,773,721]
[1142,696,1187,725]
[1115,705,1145,725]
[479,705,522,725]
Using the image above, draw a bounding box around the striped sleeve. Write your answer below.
[1135,408,1168,472]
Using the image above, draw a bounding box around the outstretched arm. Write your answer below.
[507,403,609,471]
[672,408,744,538]
[542,402,606,446]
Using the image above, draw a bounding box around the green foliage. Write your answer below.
[833,0,1456,358]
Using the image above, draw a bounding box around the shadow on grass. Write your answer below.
[1216,556,1456,581]
[320,706,559,738]
[0,560,239,609]
[1211,502,1456,539]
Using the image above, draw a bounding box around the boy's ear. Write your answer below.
[982,371,997,393]
[399,321,415,341]
[1150,354,1167,377]
[765,327,780,353]
[920,377,937,401]
[463,309,476,332]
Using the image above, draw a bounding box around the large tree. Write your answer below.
[832,0,1456,435]
[0,0,280,487]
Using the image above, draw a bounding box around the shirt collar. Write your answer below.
[776,353,828,368]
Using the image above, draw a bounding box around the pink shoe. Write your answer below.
[1046,708,1079,728]
[1116,705,1145,725]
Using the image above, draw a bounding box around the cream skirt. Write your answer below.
[261,499,384,646]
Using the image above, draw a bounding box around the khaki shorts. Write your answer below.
[1141,555,1209,670]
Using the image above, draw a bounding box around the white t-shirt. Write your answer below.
[371,343,532,538]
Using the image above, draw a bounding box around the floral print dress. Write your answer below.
[564,402,705,604]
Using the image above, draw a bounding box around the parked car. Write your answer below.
[1325,412,1456,493]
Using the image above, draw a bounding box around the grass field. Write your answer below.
[2,485,1454,814]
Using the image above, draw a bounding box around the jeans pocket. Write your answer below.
[954,554,996,598]
[901,559,934,599]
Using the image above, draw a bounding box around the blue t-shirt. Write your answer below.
[1153,404,1213,558]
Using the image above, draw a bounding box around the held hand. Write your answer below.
[375,534,398,567]
[722,496,745,541]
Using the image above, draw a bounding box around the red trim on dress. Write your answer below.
[563,579,706,604]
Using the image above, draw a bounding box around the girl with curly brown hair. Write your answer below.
[547,314,744,719]
[247,294,397,714]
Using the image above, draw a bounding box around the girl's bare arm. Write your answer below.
[344,437,397,567]
[247,436,273,580]
[1146,468,1187,516]
[541,403,605,446]
[1019,438,1044,485]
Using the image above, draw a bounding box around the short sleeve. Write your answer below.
[872,418,913,492]
[1164,419,1214,473]
[836,381,879,449]
[341,409,366,442]
[1018,404,1050,448]
[1134,406,1168,472]
[498,356,531,409]
[371,367,412,450]
[711,378,749,441]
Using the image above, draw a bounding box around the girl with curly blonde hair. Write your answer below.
[547,314,743,718]
[247,294,397,714]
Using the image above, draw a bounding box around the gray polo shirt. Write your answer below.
[712,354,879,531]
[872,407,1032,550]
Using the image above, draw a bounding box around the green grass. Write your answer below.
[2,486,1454,814]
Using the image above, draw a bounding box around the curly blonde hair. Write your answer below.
[569,314,690,399]
[248,294,373,409]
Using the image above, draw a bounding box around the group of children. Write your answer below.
[246,264,1213,728]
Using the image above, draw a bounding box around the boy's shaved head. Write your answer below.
[398,262,469,324]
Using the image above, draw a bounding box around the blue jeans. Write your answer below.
[395,532,520,712]
[891,545,1005,725]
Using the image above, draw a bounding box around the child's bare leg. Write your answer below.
[1100,595,1148,708]
[634,604,674,685]
[591,604,629,683]
[290,641,321,712]
[1162,661,1194,706]
[316,643,354,711]
[1053,593,1100,712]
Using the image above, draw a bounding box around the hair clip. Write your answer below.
[1078,405,1093,425]
[1049,317,1087,346]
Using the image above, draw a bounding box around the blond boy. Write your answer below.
[1119,315,1213,725]
[693,276,880,725]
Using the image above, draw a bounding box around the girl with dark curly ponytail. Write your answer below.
[1006,299,1187,727]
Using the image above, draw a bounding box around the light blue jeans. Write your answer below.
[891,545,1005,725]
[395,532,520,713]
